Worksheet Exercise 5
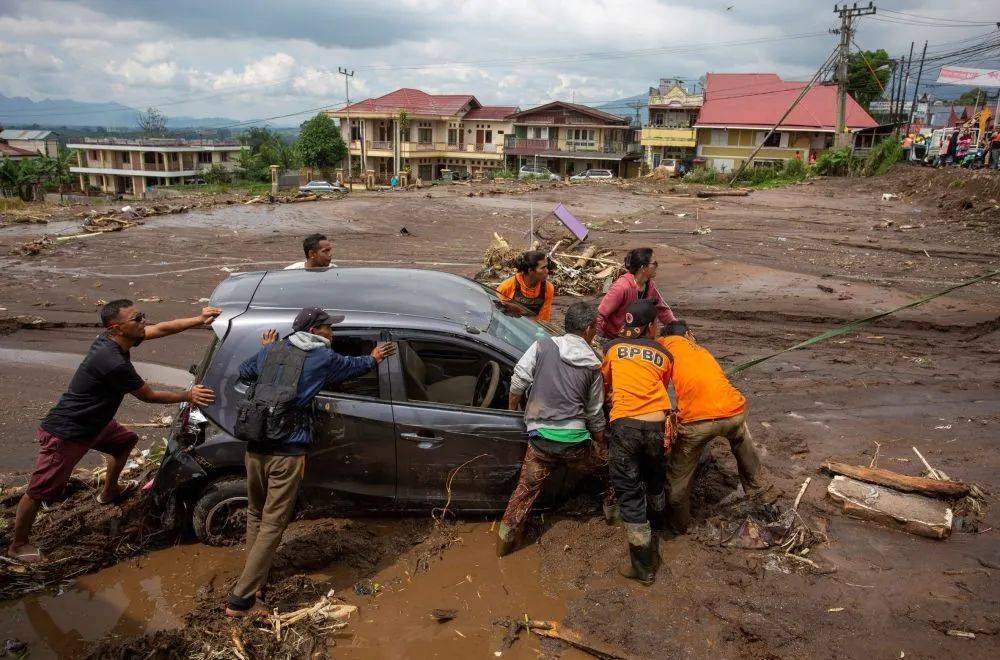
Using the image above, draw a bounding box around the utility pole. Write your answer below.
[338,67,354,190]
[906,41,927,135]
[833,3,877,147]
[898,42,914,124]
[888,56,902,126]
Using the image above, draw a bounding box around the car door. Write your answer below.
[298,329,397,515]
[387,331,528,512]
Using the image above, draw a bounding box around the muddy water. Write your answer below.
[0,348,191,388]
[0,544,242,659]
[0,521,583,658]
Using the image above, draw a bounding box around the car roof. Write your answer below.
[235,266,501,329]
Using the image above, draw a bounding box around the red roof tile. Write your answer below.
[464,105,517,120]
[0,142,38,157]
[696,73,877,130]
[340,88,478,115]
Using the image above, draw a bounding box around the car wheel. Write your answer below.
[192,476,248,546]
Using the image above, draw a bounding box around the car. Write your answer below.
[299,180,348,194]
[656,159,678,176]
[569,169,614,182]
[518,165,560,181]
[152,267,570,545]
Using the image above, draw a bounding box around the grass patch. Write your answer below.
[169,181,273,195]
[685,158,811,188]
[0,197,28,211]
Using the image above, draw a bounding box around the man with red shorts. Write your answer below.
[7,299,219,563]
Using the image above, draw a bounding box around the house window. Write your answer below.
[350,120,362,142]
[418,127,432,144]
[762,132,781,148]
[568,129,595,145]
[197,152,212,164]
[447,128,458,145]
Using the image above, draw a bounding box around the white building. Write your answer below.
[68,138,245,197]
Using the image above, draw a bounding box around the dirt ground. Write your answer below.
[0,166,998,658]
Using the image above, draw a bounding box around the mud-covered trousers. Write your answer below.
[500,436,613,535]
[609,418,667,524]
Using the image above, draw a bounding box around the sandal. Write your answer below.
[8,544,45,564]
[96,479,139,505]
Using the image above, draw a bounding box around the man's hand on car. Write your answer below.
[261,329,279,346]
[188,384,216,407]
[370,342,397,363]
[199,307,223,326]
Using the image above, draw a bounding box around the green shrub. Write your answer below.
[202,164,232,185]
[813,147,857,176]
[684,166,720,184]
[781,157,808,178]
[859,136,903,176]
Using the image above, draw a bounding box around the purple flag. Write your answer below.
[552,203,588,241]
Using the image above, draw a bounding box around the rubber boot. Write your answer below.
[496,522,517,558]
[603,501,623,526]
[619,522,659,585]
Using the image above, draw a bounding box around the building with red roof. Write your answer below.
[0,141,39,160]
[694,73,877,171]
[327,88,517,181]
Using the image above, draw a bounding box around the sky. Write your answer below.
[1,0,998,125]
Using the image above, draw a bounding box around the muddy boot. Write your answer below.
[496,522,518,558]
[619,522,658,585]
[603,501,623,526]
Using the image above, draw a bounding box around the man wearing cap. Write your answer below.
[600,299,673,584]
[657,320,779,534]
[225,307,396,617]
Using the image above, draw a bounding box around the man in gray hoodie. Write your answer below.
[497,301,615,557]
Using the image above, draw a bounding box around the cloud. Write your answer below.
[104,59,179,87]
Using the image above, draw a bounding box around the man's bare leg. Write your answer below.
[101,451,130,501]
[8,494,43,562]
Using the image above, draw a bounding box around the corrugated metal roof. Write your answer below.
[696,73,878,130]
[464,106,517,120]
[0,129,54,140]
[337,88,479,116]
[0,142,39,157]
[508,101,630,125]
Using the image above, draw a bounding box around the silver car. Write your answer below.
[299,180,348,193]
[518,166,560,181]
[570,169,614,182]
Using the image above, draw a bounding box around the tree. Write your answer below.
[237,126,298,182]
[47,149,75,200]
[955,87,986,106]
[136,106,167,135]
[295,113,346,175]
[847,49,892,110]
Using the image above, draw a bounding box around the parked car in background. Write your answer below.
[299,180,348,193]
[570,169,614,182]
[152,267,568,545]
[657,158,678,176]
[518,165,560,181]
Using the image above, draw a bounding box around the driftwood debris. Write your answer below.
[821,461,970,499]
[696,189,750,198]
[827,475,953,539]
[524,620,641,660]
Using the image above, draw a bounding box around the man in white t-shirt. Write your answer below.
[286,233,336,270]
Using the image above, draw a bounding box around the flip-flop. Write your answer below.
[96,479,139,505]
[8,546,45,564]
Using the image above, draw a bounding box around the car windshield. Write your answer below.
[474,282,557,353]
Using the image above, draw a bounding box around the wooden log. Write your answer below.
[526,620,642,660]
[573,245,599,268]
[821,461,969,498]
[696,189,750,198]
[826,476,952,540]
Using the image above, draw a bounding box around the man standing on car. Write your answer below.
[657,320,779,534]
[601,300,673,585]
[285,233,335,270]
[596,248,677,344]
[225,307,396,617]
[496,250,554,322]
[7,300,220,563]
[496,301,615,557]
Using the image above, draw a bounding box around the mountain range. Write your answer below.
[0,94,243,129]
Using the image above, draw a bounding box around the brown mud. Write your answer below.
[0,164,998,657]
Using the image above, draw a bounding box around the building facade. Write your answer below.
[68,138,245,197]
[0,130,59,157]
[328,88,515,181]
[640,79,702,168]
[694,73,877,172]
[504,101,641,177]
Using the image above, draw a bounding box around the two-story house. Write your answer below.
[328,88,516,181]
[504,101,641,177]
[68,138,245,197]
[694,73,877,172]
[640,79,702,169]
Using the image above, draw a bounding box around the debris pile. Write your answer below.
[244,191,344,205]
[644,164,676,181]
[476,233,623,297]
[80,203,192,233]
[9,236,52,256]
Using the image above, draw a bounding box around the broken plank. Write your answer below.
[821,461,969,498]
[696,189,750,198]
[827,476,952,540]
[526,620,642,660]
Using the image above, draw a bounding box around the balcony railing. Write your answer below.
[504,137,637,154]
[370,140,393,150]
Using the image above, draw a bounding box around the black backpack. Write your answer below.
[234,340,310,444]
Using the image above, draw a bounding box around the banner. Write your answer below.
[935,67,1000,88]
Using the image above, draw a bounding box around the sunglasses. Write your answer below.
[121,312,146,324]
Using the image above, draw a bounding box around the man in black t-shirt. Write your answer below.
[7,299,220,563]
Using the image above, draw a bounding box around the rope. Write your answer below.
[726,269,1000,376]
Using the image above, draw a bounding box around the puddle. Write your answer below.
[0,347,191,388]
[0,543,241,659]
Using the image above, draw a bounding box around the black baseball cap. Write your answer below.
[660,320,689,337]
[623,300,657,329]
[292,307,345,332]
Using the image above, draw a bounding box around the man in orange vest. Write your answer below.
[601,300,673,584]
[496,251,554,322]
[657,320,780,533]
